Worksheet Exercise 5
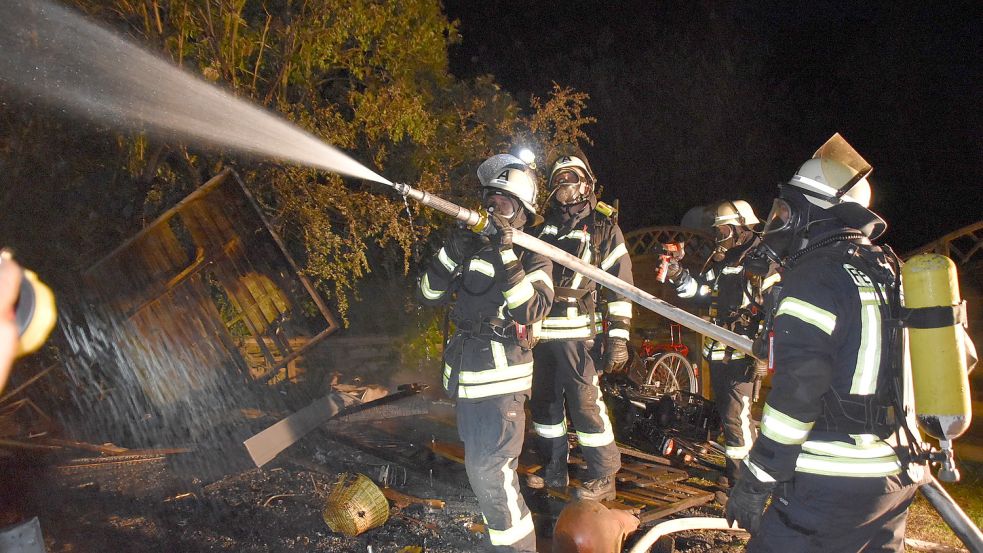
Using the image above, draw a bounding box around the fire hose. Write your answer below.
[390,181,983,553]
[626,481,983,553]
[391,182,755,356]
[627,517,745,553]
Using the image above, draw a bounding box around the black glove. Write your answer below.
[444,226,483,263]
[604,336,629,372]
[489,214,514,251]
[724,466,776,533]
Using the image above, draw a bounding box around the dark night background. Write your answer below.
[444,0,981,252]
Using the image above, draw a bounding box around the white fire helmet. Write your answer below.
[712,200,760,227]
[549,155,595,190]
[788,157,872,209]
[476,153,539,214]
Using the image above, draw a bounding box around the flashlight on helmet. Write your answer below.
[514,147,536,169]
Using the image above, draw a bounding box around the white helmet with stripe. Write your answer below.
[712,200,760,227]
[788,157,872,209]
[787,132,873,209]
[779,133,885,240]
[548,155,595,190]
[476,153,539,214]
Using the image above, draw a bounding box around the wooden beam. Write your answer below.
[244,392,358,468]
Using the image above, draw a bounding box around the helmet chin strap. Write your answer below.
[510,208,528,229]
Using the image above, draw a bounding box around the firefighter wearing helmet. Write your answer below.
[726,134,928,552]
[666,200,779,490]
[418,153,554,553]
[526,145,634,502]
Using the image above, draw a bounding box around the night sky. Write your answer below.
[444,0,981,252]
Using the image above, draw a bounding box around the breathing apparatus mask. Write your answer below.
[482,188,527,228]
[546,153,596,220]
[758,190,813,264]
[708,200,760,262]
[550,168,592,206]
[711,225,737,262]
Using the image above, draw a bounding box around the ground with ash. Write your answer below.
[2,399,969,552]
[1,400,751,553]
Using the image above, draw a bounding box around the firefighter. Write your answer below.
[418,153,554,553]
[527,146,633,502]
[667,200,778,488]
[725,138,926,552]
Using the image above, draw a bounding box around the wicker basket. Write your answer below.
[322,473,390,536]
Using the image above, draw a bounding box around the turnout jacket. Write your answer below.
[677,239,779,362]
[746,234,909,484]
[534,201,633,342]
[419,232,554,402]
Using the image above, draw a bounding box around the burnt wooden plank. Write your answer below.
[243,392,359,467]
[619,463,688,484]
[638,492,714,524]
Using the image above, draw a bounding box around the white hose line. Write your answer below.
[628,517,746,553]
[391,182,755,356]
[513,230,756,355]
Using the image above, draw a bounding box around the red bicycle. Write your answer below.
[628,323,700,397]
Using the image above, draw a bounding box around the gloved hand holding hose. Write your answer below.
[489,213,515,251]
[443,226,485,263]
[604,336,629,372]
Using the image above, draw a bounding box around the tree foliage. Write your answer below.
[0,0,594,322]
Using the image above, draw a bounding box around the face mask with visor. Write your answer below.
[482,189,526,226]
[550,168,592,206]
[758,196,805,263]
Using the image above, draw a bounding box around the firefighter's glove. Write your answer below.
[664,259,684,282]
[725,466,776,534]
[604,336,629,373]
[444,226,483,263]
[753,358,769,379]
[744,249,772,277]
[489,214,515,252]
[672,270,697,297]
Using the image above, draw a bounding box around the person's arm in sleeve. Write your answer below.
[504,250,554,325]
[418,228,478,307]
[594,224,631,371]
[485,214,554,324]
[669,248,714,306]
[598,224,633,342]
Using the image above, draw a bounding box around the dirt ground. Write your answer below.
[0,396,976,553]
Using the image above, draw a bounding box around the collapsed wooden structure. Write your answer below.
[82,169,339,402]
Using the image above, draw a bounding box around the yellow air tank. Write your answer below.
[902,253,973,481]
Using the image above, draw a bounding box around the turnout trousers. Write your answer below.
[708,358,756,479]
[530,340,620,480]
[747,472,919,553]
[457,393,536,553]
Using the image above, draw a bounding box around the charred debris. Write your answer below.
[1,171,737,552]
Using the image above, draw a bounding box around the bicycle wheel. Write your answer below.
[643,352,699,396]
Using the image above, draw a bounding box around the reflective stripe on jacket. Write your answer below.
[747,239,906,481]
[419,237,554,401]
[535,208,633,342]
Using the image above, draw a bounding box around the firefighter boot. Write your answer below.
[715,458,741,506]
[527,458,569,490]
[572,475,616,502]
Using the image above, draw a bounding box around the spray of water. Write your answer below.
[0,0,398,459]
[0,0,392,186]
